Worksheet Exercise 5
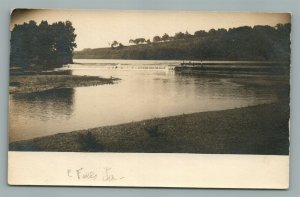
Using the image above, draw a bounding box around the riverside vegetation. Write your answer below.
[9,20,119,94]
[74,23,291,61]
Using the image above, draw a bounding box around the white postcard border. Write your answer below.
[8,151,289,189]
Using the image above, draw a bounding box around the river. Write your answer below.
[9,59,281,142]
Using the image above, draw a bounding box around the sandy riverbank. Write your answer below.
[9,74,120,94]
[9,102,289,155]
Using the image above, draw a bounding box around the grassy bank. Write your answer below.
[9,102,289,155]
[9,74,119,94]
[73,24,290,61]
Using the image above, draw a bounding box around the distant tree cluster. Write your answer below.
[110,40,124,49]
[129,38,150,45]
[128,32,192,45]
[74,23,291,61]
[152,31,193,42]
[10,20,77,70]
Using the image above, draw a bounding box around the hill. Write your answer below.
[74,24,291,61]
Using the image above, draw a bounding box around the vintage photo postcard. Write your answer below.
[8,9,290,188]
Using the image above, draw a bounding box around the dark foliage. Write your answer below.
[144,124,160,137]
[78,131,104,152]
[74,23,291,61]
[10,20,77,70]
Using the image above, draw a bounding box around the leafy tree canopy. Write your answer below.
[10,20,77,70]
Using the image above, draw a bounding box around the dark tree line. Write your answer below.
[83,23,290,61]
[127,23,290,47]
[10,20,77,70]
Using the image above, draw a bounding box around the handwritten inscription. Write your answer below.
[67,167,125,182]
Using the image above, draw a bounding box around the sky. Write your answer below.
[10,9,291,51]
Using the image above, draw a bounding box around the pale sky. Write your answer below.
[11,9,291,50]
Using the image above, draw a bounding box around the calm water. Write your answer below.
[9,59,279,142]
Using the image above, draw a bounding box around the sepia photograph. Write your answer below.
[8,9,291,188]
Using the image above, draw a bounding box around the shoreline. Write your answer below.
[9,102,290,155]
[9,74,120,94]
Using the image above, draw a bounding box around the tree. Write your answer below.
[118,43,124,48]
[111,40,119,48]
[10,20,77,69]
[208,28,217,36]
[162,33,170,42]
[174,32,185,40]
[135,38,146,44]
[153,35,161,43]
[51,21,77,66]
[216,28,227,35]
[36,20,55,67]
[129,39,135,44]
[10,20,39,68]
[129,38,146,45]
[184,31,193,39]
[194,30,207,38]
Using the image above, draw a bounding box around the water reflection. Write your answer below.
[9,60,284,142]
[9,88,75,142]
[11,88,75,120]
